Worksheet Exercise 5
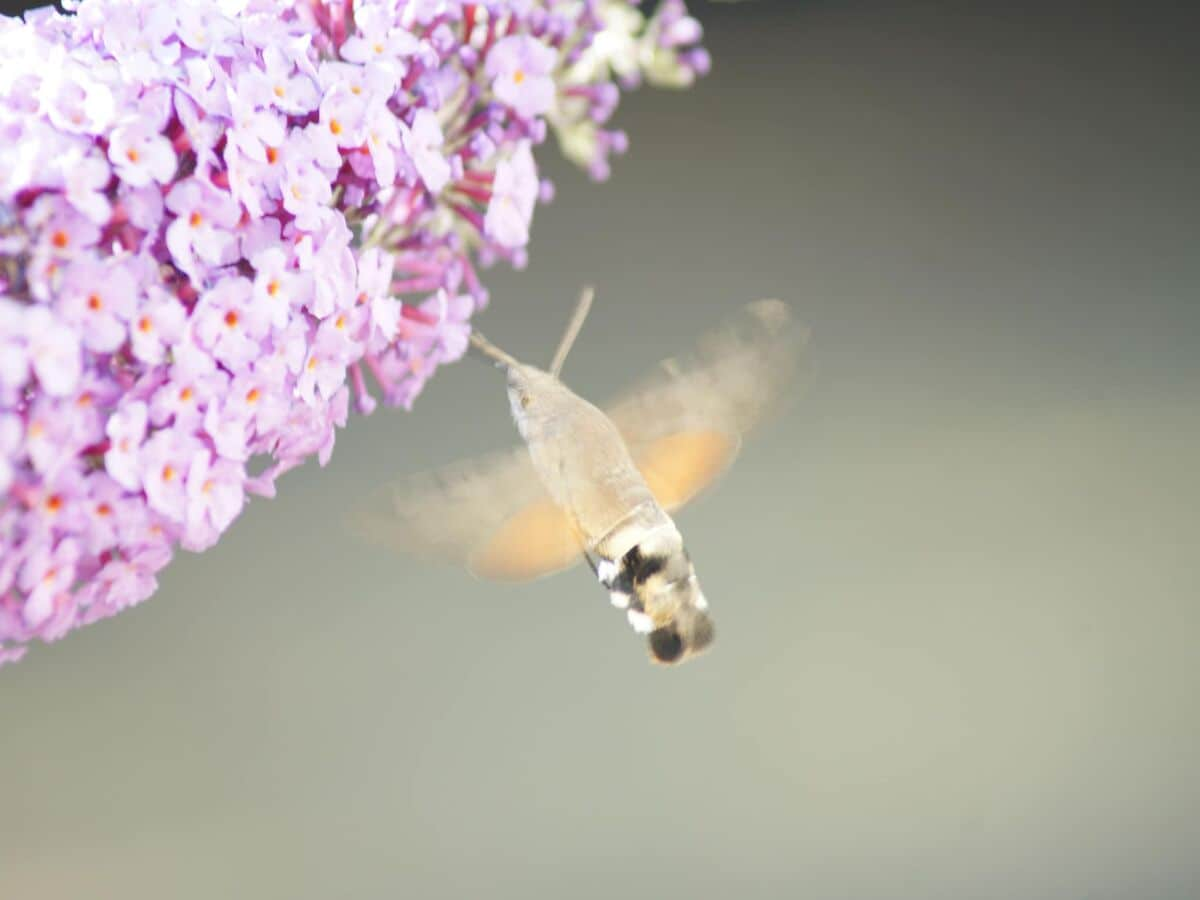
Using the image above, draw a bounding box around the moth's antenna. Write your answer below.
[549,285,595,378]
[468,329,522,369]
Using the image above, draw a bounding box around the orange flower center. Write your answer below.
[87,293,103,311]
[224,310,239,328]
[189,211,203,227]
[51,229,69,249]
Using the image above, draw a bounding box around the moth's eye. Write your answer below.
[519,393,532,409]
[648,627,685,664]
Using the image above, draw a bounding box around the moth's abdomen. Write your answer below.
[598,541,670,614]
[593,523,715,665]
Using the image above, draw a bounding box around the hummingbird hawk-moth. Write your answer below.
[353,291,800,664]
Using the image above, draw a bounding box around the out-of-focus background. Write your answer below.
[4,2,1199,898]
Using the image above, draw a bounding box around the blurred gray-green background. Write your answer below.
[4,2,1199,898]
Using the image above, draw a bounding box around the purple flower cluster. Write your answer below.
[0,0,706,666]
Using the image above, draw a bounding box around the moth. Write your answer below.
[352,291,800,664]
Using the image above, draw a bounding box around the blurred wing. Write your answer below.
[349,446,584,582]
[606,299,802,512]
[468,495,583,581]
[633,429,741,512]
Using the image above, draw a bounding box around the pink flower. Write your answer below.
[280,154,335,232]
[192,276,271,368]
[26,201,101,299]
[485,142,538,248]
[258,318,308,383]
[23,399,83,478]
[202,400,250,462]
[363,99,402,188]
[402,108,450,193]
[486,36,557,119]
[139,429,202,523]
[183,452,245,551]
[149,342,227,429]
[227,369,288,438]
[104,401,149,491]
[339,8,419,69]
[78,549,165,623]
[258,46,321,116]
[318,81,369,150]
[294,216,356,318]
[129,288,187,365]
[426,291,475,364]
[356,248,399,349]
[227,84,287,165]
[175,2,239,55]
[98,2,181,82]
[25,306,82,398]
[40,63,115,136]
[109,119,177,187]
[297,317,359,406]
[18,539,80,631]
[250,247,309,330]
[119,181,167,234]
[275,384,348,468]
[164,178,241,282]
[78,473,135,555]
[59,259,138,354]
[62,151,114,224]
